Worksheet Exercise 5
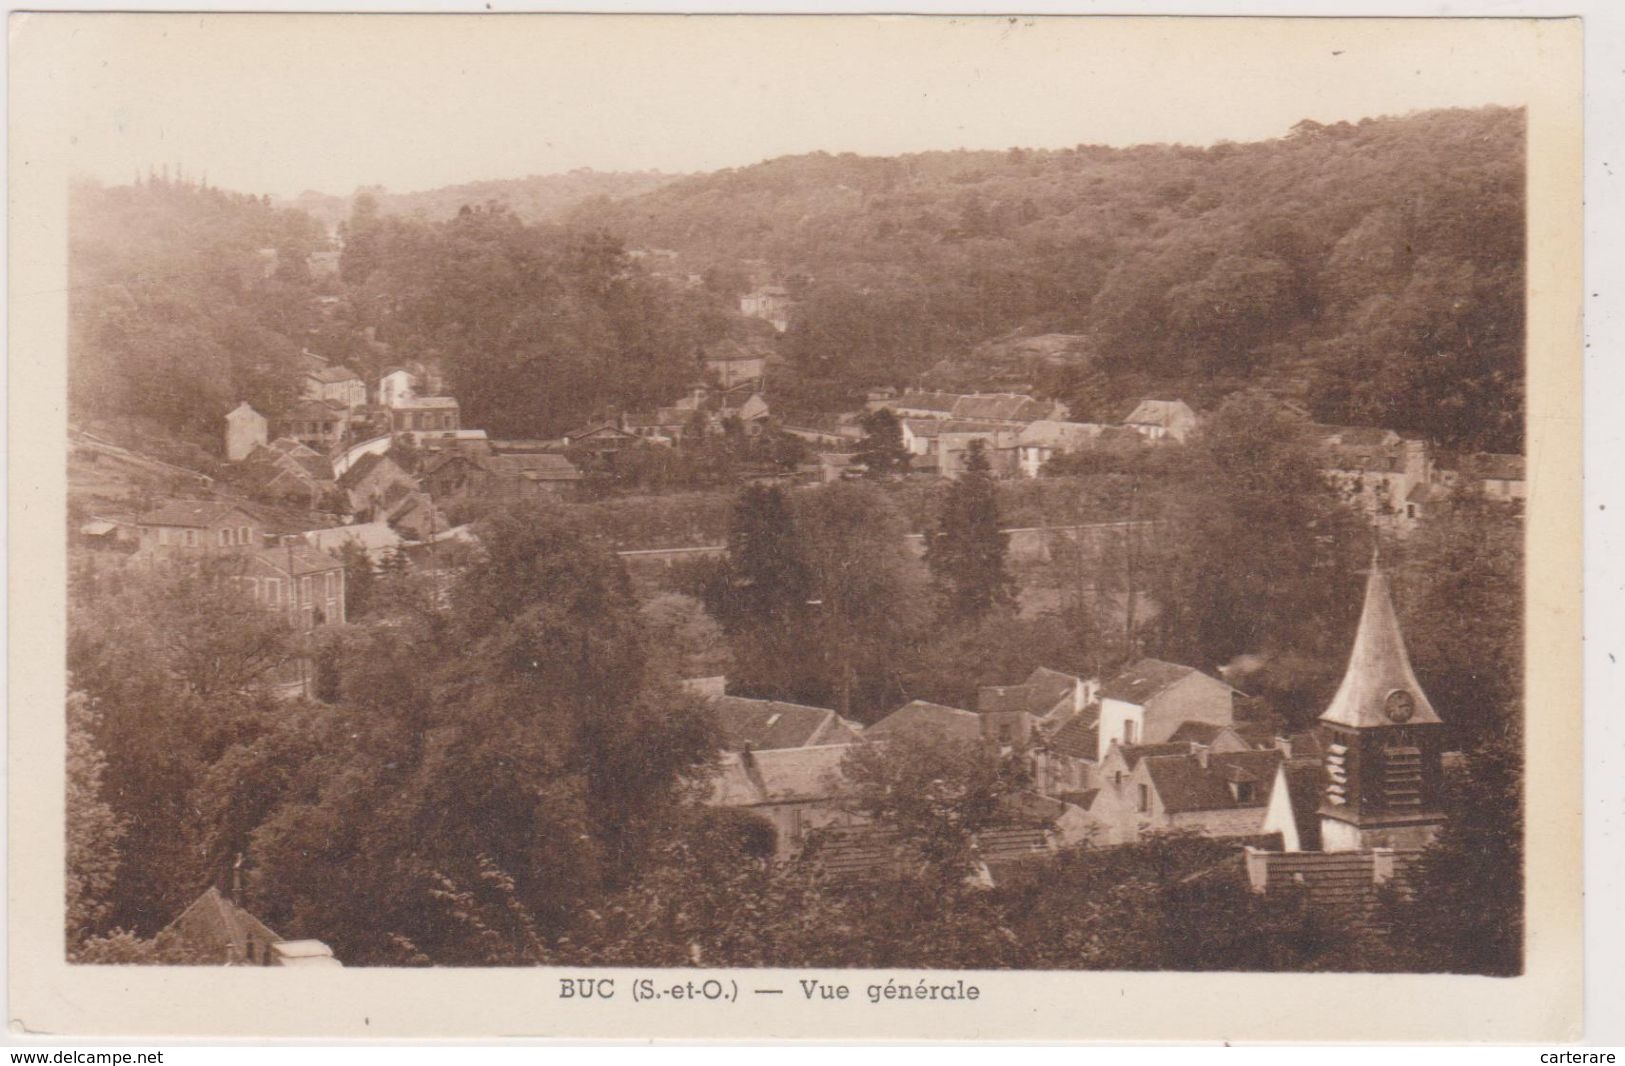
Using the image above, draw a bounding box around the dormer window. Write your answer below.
[1231,781,1257,804]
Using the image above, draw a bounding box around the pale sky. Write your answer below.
[15,14,1548,199]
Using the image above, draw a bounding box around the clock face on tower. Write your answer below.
[1384,689,1416,723]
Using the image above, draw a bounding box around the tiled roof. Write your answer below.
[251,542,344,576]
[1017,420,1107,449]
[1048,711,1100,760]
[709,744,856,806]
[138,500,256,528]
[712,696,859,752]
[162,887,282,964]
[1118,742,1197,769]
[953,394,1055,423]
[1167,721,1232,746]
[489,453,583,481]
[1100,658,1204,705]
[307,364,362,384]
[397,396,459,410]
[1245,848,1421,917]
[1146,749,1284,814]
[866,700,983,744]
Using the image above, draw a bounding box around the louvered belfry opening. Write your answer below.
[1381,743,1424,809]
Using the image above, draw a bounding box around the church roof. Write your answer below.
[1319,563,1442,729]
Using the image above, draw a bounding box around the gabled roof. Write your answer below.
[1167,721,1238,747]
[712,696,859,752]
[709,744,856,806]
[489,453,583,481]
[865,700,982,744]
[891,392,961,415]
[306,364,362,385]
[138,500,258,528]
[1144,749,1284,814]
[336,450,399,489]
[1017,420,1107,450]
[1124,399,1195,428]
[1100,658,1217,705]
[1048,711,1100,760]
[1320,563,1442,729]
[162,887,282,963]
[953,394,1057,423]
[251,543,344,577]
[304,521,403,557]
[395,395,459,410]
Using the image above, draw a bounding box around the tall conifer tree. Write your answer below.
[924,439,1016,621]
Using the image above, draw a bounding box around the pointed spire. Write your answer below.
[1319,558,1442,728]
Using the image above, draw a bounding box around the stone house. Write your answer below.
[706,743,864,858]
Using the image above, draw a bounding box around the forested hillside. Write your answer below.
[69,107,1525,454]
[68,177,332,450]
[572,107,1525,451]
[282,169,682,229]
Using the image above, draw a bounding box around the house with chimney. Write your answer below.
[706,743,863,858]
[299,351,368,409]
[1095,658,1240,760]
[1085,745,1301,848]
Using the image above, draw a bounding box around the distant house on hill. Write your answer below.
[137,501,265,553]
[1014,420,1108,476]
[378,367,417,409]
[740,286,793,332]
[704,339,769,388]
[423,450,583,504]
[890,392,1068,426]
[300,353,368,409]
[390,396,460,435]
[1316,425,1434,531]
[274,400,352,453]
[1465,452,1526,502]
[1123,399,1198,443]
[337,451,417,518]
[241,542,347,630]
[224,402,269,462]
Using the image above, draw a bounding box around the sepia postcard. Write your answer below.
[8,11,1583,1042]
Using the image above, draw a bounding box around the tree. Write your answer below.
[66,688,125,948]
[794,482,928,719]
[924,439,1016,621]
[1148,393,1366,725]
[841,731,1030,886]
[855,408,911,479]
[1382,726,1523,975]
[336,541,377,620]
[713,485,816,699]
[248,503,718,965]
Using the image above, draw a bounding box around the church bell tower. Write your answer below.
[1318,557,1448,852]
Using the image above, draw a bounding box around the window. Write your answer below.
[1234,781,1256,804]
[1123,720,1137,745]
[301,577,312,604]
[219,529,231,547]
[1406,504,1416,519]
[326,572,337,598]
[239,526,250,544]
[185,530,198,547]
[248,578,260,601]
[265,579,280,606]
[158,528,170,546]
[1137,784,1150,813]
